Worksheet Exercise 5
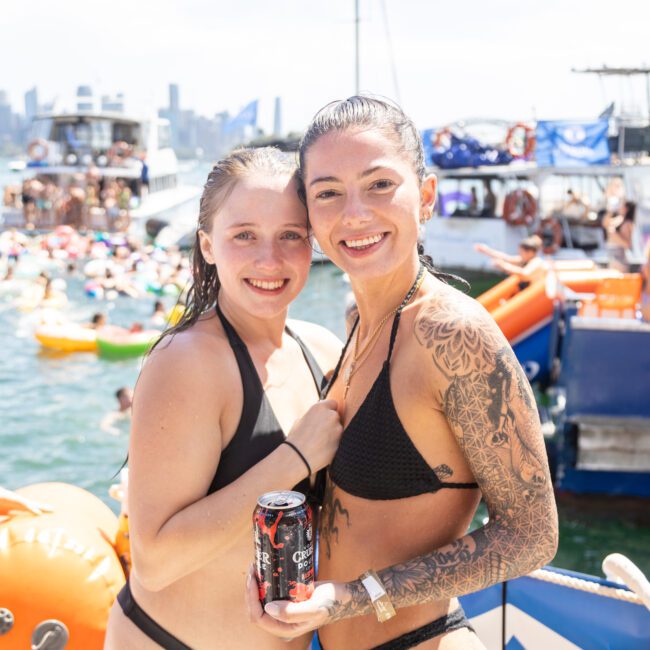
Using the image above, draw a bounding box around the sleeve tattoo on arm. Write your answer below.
[369,299,557,609]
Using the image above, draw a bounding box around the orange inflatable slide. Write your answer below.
[477,261,642,342]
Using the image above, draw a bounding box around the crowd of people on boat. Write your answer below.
[3,168,134,232]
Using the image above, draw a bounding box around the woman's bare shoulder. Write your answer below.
[411,281,507,375]
[139,314,238,396]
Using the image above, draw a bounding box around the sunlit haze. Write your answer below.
[3,0,649,133]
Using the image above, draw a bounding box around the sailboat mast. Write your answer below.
[355,0,360,94]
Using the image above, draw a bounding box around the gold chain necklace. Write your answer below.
[343,266,426,400]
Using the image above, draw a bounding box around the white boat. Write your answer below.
[7,160,26,172]
[1,111,201,230]
[423,154,650,272]
[423,67,650,272]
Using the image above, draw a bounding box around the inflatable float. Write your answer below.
[96,326,160,360]
[35,324,98,353]
[0,483,126,649]
[477,262,643,383]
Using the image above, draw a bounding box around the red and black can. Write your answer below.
[253,490,314,605]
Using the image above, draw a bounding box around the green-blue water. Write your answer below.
[1,159,649,582]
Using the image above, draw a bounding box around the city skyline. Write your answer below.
[2,0,649,137]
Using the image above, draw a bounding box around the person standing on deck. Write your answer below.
[105,148,343,650]
[249,96,558,650]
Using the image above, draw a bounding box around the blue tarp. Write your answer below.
[421,129,513,169]
[536,119,610,167]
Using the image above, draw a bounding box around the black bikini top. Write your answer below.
[208,305,325,496]
[324,297,479,500]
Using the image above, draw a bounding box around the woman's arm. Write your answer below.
[494,256,543,279]
[474,242,522,264]
[129,332,341,592]
[250,297,558,633]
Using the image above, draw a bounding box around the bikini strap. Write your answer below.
[285,325,325,393]
[386,310,402,364]
[215,303,246,350]
[322,317,358,398]
[215,304,261,437]
[387,264,426,364]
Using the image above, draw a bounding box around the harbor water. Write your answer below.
[1,159,649,581]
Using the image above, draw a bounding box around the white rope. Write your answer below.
[528,568,644,606]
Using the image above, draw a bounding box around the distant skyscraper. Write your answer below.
[0,91,14,140]
[25,87,38,122]
[273,97,282,137]
[169,84,179,113]
[76,85,94,112]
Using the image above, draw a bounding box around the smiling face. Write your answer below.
[198,172,311,319]
[302,127,436,280]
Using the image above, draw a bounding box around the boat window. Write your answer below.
[158,123,171,149]
[30,117,53,141]
[436,177,504,218]
[540,174,622,216]
[112,122,140,145]
[92,121,112,149]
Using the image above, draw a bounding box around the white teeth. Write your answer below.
[248,279,285,290]
[344,233,384,248]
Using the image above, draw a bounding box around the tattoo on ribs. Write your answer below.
[320,478,350,560]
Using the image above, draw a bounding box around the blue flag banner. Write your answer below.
[223,100,258,134]
[535,119,610,167]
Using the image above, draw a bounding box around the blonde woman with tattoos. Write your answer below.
[248,97,558,650]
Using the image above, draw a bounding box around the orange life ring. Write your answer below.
[503,189,537,226]
[107,141,133,164]
[433,127,453,150]
[505,123,536,159]
[27,138,49,162]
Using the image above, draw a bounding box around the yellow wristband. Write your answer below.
[359,569,396,623]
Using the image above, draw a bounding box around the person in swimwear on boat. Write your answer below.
[475,236,544,290]
[104,147,344,650]
[248,97,558,650]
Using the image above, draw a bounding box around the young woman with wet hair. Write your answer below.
[105,147,343,650]
[249,97,558,649]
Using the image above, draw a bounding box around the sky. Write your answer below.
[2,0,649,136]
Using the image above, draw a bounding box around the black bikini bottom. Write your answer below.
[117,579,193,650]
[318,606,475,650]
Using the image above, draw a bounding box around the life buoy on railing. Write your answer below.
[505,123,536,159]
[27,139,49,162]
[433,127,453,150]
[107,141,133,165]
[503,189,537,225]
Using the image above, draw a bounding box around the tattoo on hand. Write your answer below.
[323,581,372,623]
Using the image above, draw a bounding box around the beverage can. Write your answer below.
[253,490,314,604]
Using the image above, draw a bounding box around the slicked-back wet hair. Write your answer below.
[298,95,468,289]
[298,95,426,182]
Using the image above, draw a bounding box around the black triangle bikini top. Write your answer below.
[208,305,325,496]
[324,303,479,500]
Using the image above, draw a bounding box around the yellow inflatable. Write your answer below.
[35,324,98,353]
[0,483,126,649]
